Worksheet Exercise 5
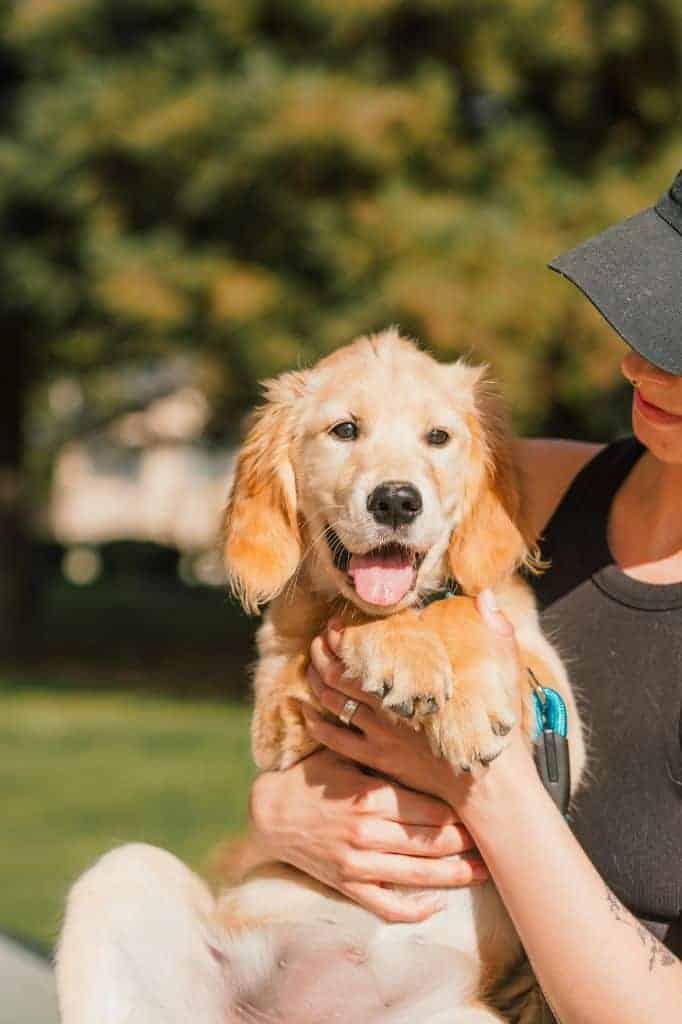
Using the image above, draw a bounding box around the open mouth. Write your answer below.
[325,526,425,607]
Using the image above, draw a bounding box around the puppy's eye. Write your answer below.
[330,421,358,441]
[427,428,450,447]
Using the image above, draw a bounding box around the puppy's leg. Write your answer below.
[424,652,520,770]
[56,843,228,1024]
[341,600,519,769]
[251,650,322,770]
[340,611,455,720]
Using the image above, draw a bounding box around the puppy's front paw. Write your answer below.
[340,620,454,721]
[424,659,516,770]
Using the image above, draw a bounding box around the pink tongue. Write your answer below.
[348,552,416,606]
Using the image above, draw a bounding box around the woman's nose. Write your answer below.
[621,352,677,388]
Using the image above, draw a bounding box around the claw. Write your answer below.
[416,695,439,715]
[479,748,502,766]
[388,698,415,718]
[381,679,393,698]
[491,721,511,737]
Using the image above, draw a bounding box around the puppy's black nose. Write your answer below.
[367,481,423,528]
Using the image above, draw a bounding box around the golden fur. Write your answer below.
[222,329,572,775]
[56,329,585,1024]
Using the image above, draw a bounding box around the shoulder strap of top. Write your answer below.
[530,437,645,610]
[544,436,644,535]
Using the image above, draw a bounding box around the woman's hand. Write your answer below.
[249,747,488,924]
[301,590,527,812]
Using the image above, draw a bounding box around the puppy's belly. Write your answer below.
[218,863,518,964]
[226,922,473,1024]
[217,865,520,1019]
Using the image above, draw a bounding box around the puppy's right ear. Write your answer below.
[222,372,306,613]
[447,368,535,594]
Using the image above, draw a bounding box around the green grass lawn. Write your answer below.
[0,679,254,954]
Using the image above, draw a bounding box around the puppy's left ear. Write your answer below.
[448,370,535,595]
[222,371,306,613]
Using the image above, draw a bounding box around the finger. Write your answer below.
[326,618,345,647]
[325,620,344,653]
[342,849,489,888]
[310,635,385,711]
[476,591,523,709]
[306,669,389,741]
[306,659,382,716]
[301,704,383,770]
[310,635,380,707]
[300,711,462,829]
[476,590,516,643]
[343,882,447,924]
[348,817,476,857]
[310,634,346,688]
[356,779,459,827]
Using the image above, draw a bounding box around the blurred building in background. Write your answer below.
[49,385,233,587]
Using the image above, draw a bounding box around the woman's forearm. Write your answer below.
[302,612,682,1019]
[454,743,682,1024]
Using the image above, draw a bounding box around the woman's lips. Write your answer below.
[634,388,682,426]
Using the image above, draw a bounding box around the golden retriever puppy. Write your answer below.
[57,329,585,1024]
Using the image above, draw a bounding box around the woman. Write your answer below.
[248,169,682,1022]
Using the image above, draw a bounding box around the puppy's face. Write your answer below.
[223,329,531,614]
[295,338,481,613]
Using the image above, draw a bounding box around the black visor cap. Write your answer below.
[549,169,682,376]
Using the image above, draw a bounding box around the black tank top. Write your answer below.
[529,437,682,955]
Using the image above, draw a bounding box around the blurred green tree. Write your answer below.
[0,0,680,653]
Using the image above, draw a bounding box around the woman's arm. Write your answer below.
[302,599,682,1024]
[460,732,682,1024]
[248,747,489,922]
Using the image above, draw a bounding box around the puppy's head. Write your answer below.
[223,328,534,614]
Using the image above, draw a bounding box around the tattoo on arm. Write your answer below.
[605,887,676,972]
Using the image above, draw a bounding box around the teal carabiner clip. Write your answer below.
[529,668,571,816]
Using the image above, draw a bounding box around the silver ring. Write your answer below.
[338,698,360,727]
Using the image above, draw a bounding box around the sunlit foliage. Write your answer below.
[2,0,681,437]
